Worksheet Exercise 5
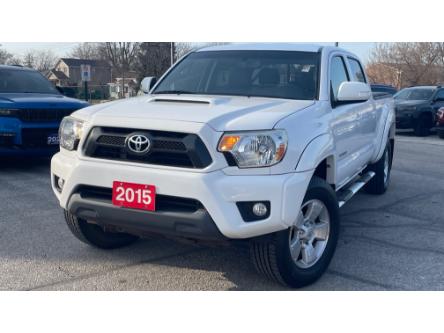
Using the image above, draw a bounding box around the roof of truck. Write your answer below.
[198,43,338,53]
[0,64,35,71]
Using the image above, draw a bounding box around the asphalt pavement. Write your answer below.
[0,133,443,290]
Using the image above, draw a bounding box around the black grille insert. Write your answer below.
[2,109,77,122]
[77,186,204,213]
[83,127,212,169]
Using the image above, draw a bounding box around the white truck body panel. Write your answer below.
[51,44,395,239]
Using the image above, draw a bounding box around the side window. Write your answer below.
[348,58,367,83]
[330,56,349,102]
[435,89,444,101]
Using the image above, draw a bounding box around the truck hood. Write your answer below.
[75,95,314,131]
[0,93,89,109]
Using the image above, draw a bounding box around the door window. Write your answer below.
[330,56,349,102]
[434,89,444,101]
[348,58,367,83]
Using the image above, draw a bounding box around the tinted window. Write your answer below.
[348,58,366,83]
[394,89,410,100]
[394,88,434,101]
[435,89,444,100]
[330,56,349,101]
[154,51,320,100]
[371,86,397,96]
[0,68,59,94]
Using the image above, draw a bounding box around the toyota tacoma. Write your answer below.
[51,44,395,288]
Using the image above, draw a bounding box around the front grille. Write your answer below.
[78,186,204,213]
[83,127,213,169]
[21,128,58,147]
[3,109,77,122]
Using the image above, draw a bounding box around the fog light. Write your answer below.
[252,203,268,217]
[57,177,65,191]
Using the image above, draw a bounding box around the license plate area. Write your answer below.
[47,134,59,145]
[112,181,156,211]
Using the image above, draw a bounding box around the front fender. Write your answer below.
[295,133,335,173]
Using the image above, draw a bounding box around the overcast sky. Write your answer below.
[0,42,376,62]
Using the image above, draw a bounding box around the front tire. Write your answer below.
[64,210,139,249]
[250,177,340,288]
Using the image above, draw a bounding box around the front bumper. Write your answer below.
[0,117,60,156]
[68,190,226,242]
[51,152,313,240]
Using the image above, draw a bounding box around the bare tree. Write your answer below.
[0,45,13,65]
[21,49,57,72]
[69,43,103,60]
[101,42,139,71]
[136,43,172,85]
[366,43,444,88]
[101,42,139,97]
[174,42,194,60]
[174,42,230,60]
[7,56,22,66]
[22,52,35,68]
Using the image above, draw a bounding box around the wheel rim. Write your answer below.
[383,149,390,185]
[289,199,330,269]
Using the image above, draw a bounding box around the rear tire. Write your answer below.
[365,142,392,195]
[250,177,340,288]
[64,210,139,249]
[438,129,444,140]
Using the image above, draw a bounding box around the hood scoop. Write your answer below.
[150,97,212,105]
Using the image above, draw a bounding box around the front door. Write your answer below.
[329,55,372,188]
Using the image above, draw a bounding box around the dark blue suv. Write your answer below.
[0,65,89,156]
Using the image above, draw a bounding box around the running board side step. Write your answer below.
[337,171,375,208]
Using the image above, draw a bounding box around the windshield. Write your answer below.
[153,51,320,100]
[394,88,434,101]
[0,68,59,94]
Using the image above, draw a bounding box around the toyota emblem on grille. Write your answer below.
[126,134,151,154]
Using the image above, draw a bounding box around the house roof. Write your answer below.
[59,58,111,68]
[49,70,69,80]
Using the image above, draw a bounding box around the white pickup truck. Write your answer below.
[51,44,395,288]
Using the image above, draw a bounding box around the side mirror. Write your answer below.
[337,82,371,102]
[140,77,157,94]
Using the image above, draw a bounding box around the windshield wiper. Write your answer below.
[154,90,195,95]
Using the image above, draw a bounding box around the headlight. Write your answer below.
[218,130,287,168]
[59,117,86,151]
[0,109,18,116]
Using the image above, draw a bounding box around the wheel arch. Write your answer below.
[313,156,336,188]
[373,113,396,163]
[296,134,336,186]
